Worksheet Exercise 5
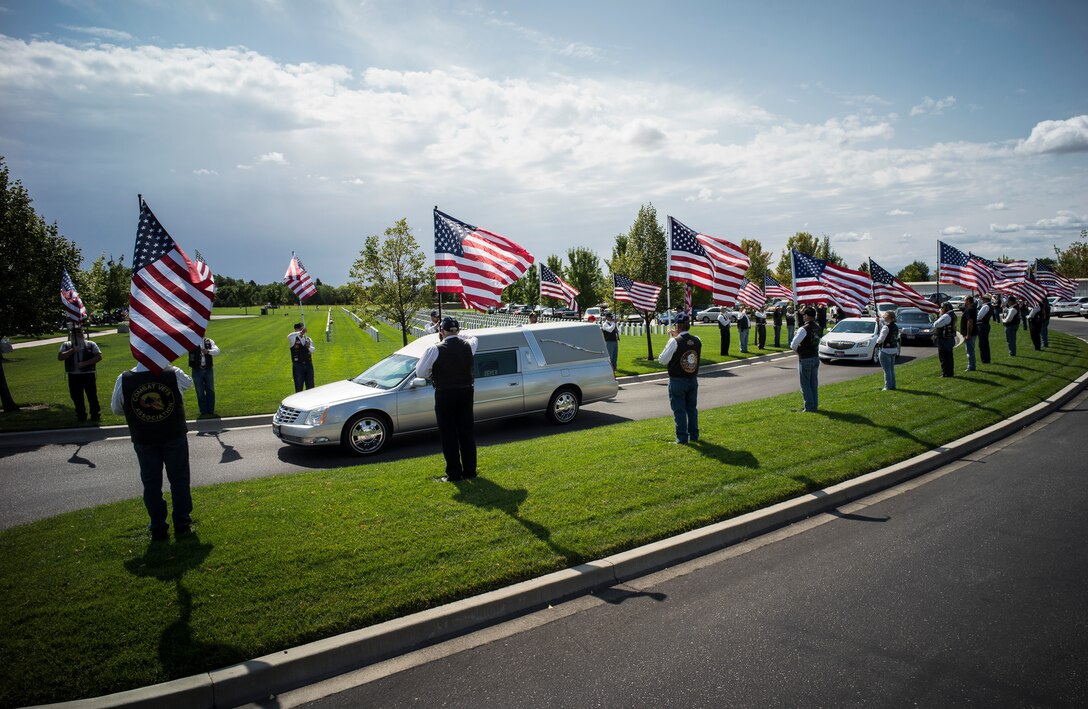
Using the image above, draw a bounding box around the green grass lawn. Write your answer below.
[1,314,780,431]
[1,328,1085,706]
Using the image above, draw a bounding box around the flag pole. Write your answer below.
[790,248,798,312]
[433,205,443,323]
[665,216,673,317]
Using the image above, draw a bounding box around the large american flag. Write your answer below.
[1034,261,1077,300]
[993,274,1048,305]
[284,253,317,301]
[667,217,749,305]
[540,263,579,310]
[869,258,938,313]
[764,274,793,300]
[791,249,871,316]
[938,241,997,294]
[737,278,765,310]
[128,198,216,372]
[434,208,534,311]
[60,267,88,323]
[613,273,661,312]
[993,259,1029,279]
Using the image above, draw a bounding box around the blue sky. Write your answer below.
[1,0,1086,285]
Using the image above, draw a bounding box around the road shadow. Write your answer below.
[124,533,241,677]
[451,477,579,565]
[67,443,97,468]
[688,439,759,468]
[195,430,243,464]
[595,586,668,605]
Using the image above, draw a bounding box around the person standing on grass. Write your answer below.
[960,296,978,372]
[933,302,957,377]
[1040,297,1051,348]
[754,308,767,349]
[57,324,102,423]
[736,308,750,353]
[772,306,783,347]
[1027,298,1043,351]
[875,310,900,390]
[1002,296,1020,356]
[288,322,316,392]
[415,317,479,482]
[717,308,731,356]
[111,364,194,541]
[188,336,220,417]
[977,294,994,364]
[791,306,821,412]
[657,312,701,444]
[601,312,619,374]
[785,305,796,344]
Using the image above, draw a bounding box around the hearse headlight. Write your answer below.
[304,406,330,426]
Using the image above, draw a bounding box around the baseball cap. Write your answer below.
[430,310,439,318]
[440,316,460,332]
[674,312,690,325]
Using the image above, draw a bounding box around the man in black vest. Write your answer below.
[736,308,750,353]
[1040,296,1051,347]
[57,325,102,422]
[416,317,480,481]
[772,306,783,347]
[932,302,957,377]
[790,306,821,412]
[657,312,701,444]
[960,296,977,371]
[188,337,220,416]
[754,308,767,349]
[111,364,194,541]
[288,322,316,392]
[976,293,993,364]
[717,308,731,356]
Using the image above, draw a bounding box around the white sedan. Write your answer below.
[819,317,897,364]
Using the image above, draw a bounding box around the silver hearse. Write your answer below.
[272,321,618,456]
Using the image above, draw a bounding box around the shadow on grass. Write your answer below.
[893,388,1004,417]
[688,439,758,468]
[452,477,579,565]
[124,534,241,677]
[814,409,933,448]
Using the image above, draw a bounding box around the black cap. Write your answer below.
[674,312,690,325]
[440,316,460,332]
[294,322,304,330]
[430,310,439,318]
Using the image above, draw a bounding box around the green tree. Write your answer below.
[773,231,845,285]
[80,254,129,314]
[740,238,772,291]
[566,247,602,311]
[856,261,870,274]
[1054,233,1088,278]
[897,260,932,282]
[0,156,83,411]
[349,218,433,346]
[616,204,667,359]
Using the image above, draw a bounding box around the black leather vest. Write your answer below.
[188,340,214,370]
[796,321,820,358]
[882,323,900,349]
[978,304,993,325]
[667,333,701,378]
[63,344,97,374]
[120,370,187,444]
[431,336,474,389]
[290,336,312,364]
[938,313,957,338]
[602,326,619,342]
[737,314,750,330]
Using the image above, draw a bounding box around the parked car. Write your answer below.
[925,292,952,305]
[273,322,619,456]
[895,308,936,345]
[624,313,646,323]
[818,317,897,364]
[696,306,731,323]
[1050,299,1081,317]
[656,310,685,325]
[553,307,580,319]
[946,295,967,311]
[582,306,602,321]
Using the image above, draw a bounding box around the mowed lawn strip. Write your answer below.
[1,328,1085,706]
[1,308,782,432]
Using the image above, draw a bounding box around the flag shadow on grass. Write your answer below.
[124,534,241,678]
[452,478,579,565]
[813,409,933,448]
[687,439,758,468]
[889,388,1004,417]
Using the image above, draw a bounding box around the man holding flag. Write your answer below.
[112,197,213,541]
[57,267,102,422]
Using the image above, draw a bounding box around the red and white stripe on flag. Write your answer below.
[540,263,580,310]
[667,217,750,305]
[613,274,661,312]
[737,278,765,310]
[434,208,534,311]
[61,267,88,323]
[284,254,317,301]
[128,198,215,372]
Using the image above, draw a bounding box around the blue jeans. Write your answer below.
[1041,322,1049,347]
[787,324,795,344]
[193,367,215,414]
[293,361,315,392]
[978,322,991,363]
[798,356,819,411]
[1005,325,1018,356]
[133,435,192,533]
[964,336,976,371]
[738,329,749,353]
[605,340,618,371]
[667,377,699,443]
[879,350,896,390]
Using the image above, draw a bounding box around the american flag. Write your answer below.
[613,273,661,312]
[1034,261,1077,300]
[737,278,765,310]
[128,198,216,372]
[993,274,1048,305]
[764,274,793,300]
[791,249,871,316]
[60,267,87,323]
[869,258,938,313]
[993,259,1029,279]
[938,241,997,294]
[540,263,579,310]
[284,253,317,301]
[434,208,534,311]
[667,217,750,304]
[684,283,692,313]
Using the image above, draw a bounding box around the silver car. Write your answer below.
[272,322,619,456]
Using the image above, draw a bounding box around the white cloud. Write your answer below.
[984,202,1008,211]
[1034,210,1088,230]
[990,223,1022,233]
[941,226,967,235]
[257,152,287,165]
[192,168,219,176]
[910,95,956,117]
[59,25,135,42]
[1015,115,1088,155]
[832,231,871,242]
[886,209,912,216]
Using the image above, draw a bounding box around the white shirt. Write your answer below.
[415,333,479,379]
[1002,307,1019,324]
[1027,304,1041,320]
[110,365,193,415]
[790,322,812,350]
[193,338,221,368]
[717,312,731,327]
[424,320,440,334]
[287,331,315,354]
[601,319,618,335]
[656,332,685,365]
[933,312,952,329]
[978,303,991,321]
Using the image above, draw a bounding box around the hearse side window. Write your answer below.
[474,349,518,378]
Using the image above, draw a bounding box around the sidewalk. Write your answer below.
[45,367,1088,708]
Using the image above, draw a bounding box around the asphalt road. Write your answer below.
[287,387,1088,708]
[0,340,936,530]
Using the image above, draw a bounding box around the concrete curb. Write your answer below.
[47,367,1088,708]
